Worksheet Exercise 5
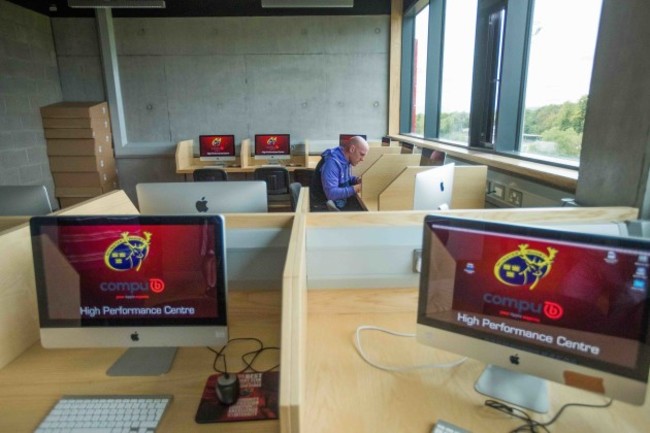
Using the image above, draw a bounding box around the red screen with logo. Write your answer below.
[199,135,235,157]
[254,134,290,156]
[421,220,650,369]
[33,218,225,324]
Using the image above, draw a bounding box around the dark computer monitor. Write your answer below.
[417,215,650,412]
[254,134,291,164]
[199,135,236,164]
[339,134,367,146]
[30,215,229,376]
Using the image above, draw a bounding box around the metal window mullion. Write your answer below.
[493,0,533,153]
[400,12,416,133]
[422,0,444,139]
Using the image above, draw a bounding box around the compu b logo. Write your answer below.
[105,231,152,272]
[494,244,557,290]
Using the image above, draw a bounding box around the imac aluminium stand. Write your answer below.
[474,365,549,413]
[106,347,178,376]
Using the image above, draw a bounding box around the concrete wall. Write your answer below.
[52,14,390,203]
[576,0,650,217]
[0,0,61,208]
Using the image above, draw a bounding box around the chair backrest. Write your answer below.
[0,185,53,215]
[193,168,228,182]
[254,167,290,195]
[289,182,302,211]
[293,168,315,187]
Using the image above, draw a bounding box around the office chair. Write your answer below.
[193,168,228,182]
[292,168,315,187]
[0,185,53,215]
[254,167,291,211]
[254,167,290,195]
[289,182,302,211]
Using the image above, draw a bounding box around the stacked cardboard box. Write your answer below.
[40,102,119,208]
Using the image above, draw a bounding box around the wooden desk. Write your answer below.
[0,290,282,433]
[304,289,649,433]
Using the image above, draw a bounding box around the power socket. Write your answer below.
[508,188,523,207]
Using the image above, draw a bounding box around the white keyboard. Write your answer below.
[34,395,172,433]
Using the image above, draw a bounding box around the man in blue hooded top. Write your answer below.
[310,135,369,211]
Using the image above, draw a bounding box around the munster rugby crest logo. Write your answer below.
[494,244,557,290]
[105,232,152,272]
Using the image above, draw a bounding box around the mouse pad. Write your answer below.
[195,372,279,423]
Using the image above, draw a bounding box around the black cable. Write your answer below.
[485,397,613,433]
[206,337,279,374]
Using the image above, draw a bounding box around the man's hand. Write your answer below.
[353,183,362,194]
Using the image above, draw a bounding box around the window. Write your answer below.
[521,0,603,163]
[401,0,604,168]
[411,5,429,135]
[438,0,478,144]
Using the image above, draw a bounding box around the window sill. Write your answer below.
[389,134,578,192]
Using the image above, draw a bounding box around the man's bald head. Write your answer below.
[342,135,369,166]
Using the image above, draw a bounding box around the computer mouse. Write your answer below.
[215,373,240,405]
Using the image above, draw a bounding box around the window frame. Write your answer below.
[400,0,587,170]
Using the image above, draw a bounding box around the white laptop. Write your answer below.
[136,182,268,214]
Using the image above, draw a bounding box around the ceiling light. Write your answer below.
[68,0,166,8]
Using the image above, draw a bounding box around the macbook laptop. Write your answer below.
[136,182,268,214]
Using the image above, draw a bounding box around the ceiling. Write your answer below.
[9,0,391,18]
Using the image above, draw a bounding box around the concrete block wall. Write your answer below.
[0,0,61,208]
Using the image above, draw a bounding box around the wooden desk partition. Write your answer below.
[351,146,401,178]
[282,207,646,433]
[359,153,421,210]
[379,165,488,210]
[0,190,139,371]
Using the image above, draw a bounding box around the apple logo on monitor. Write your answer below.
[196,197,208,212]
[509,354,520,365]
[130,331,140,342]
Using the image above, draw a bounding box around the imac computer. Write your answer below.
[136,182,268,214]
[30,214,229,376]
[339,134,367,146]
[417,215,650,412]
[413,163,455,211]
[254,134,291,165]
[198,134,236,166]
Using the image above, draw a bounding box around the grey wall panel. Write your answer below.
[57,56,105,101]
[119,56,171,143]
[52,14,389,191]
[51,18,100,56]
[164,55,249,145]
[245,53,328,143]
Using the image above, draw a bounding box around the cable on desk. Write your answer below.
[484,397,613,433]
[354,325,467,372]
[207,337,280,374]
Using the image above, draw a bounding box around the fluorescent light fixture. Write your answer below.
[262,0,353,8]
[68,0,166,8]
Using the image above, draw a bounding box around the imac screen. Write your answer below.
[30,214,228,372]
[254,134,291,160]
[417,215,650,406]
[199,135,236,160]
[339,134,367,146]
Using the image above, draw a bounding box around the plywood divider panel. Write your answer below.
[351,146,400,177]
[0,190,138,370]
[360,154,421,207]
